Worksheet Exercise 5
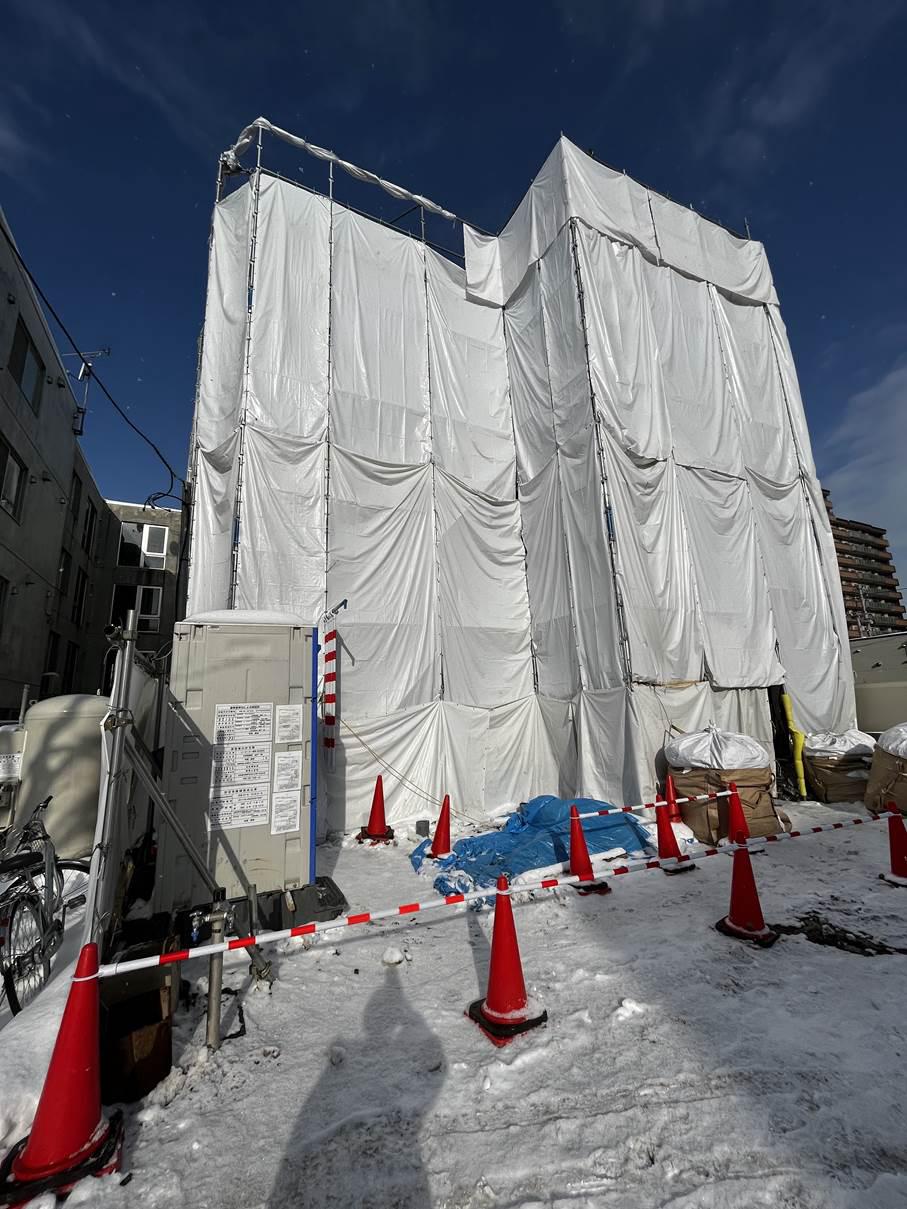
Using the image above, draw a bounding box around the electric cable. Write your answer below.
[0,221,183,495]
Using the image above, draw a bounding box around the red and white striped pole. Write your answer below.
[321,628,337,773]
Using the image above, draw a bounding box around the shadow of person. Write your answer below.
[466,904,492,995]
[266,963,445,1209]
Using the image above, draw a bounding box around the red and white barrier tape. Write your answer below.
[573,788,733,821]
[95,811,897,980]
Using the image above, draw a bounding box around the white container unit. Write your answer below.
[157,612,316,912]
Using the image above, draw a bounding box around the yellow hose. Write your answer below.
[781,692,807,798]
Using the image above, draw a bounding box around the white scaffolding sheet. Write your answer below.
[189,134,855,826]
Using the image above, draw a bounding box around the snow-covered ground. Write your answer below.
[2,799,906,1208]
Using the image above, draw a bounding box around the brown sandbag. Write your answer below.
[804,753,871,803]
[669,765,787,845]
[864,745,907,817]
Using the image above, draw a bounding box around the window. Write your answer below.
[8,317,45,413]
[142,523,168,569]
[57,548,71,598]
[81,500,97,555]
[62,641,79,694]
[70,473,82,520]
[0,438,26,521]
[71,567,88,625]
[118,522,169,571]
[44,630,60,674]
[110,583,162,633]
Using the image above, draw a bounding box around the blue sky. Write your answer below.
[3,0,906,569]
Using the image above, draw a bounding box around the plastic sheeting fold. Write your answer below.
[436,469,534,708]
[576,225,669,461]
[648,193,777,306]
[426,248,514,498]
[247,178,330,440]
[747,471,852,733]
[465,135,776,308]
[601,440,702,683]
[235,425,325,622]
[642,259,742,475]
[676,466,784,688]
[711,292,799,483]
[326,694,572,828]
[504,268,557,484]
[195,188,251,451]
[519,456,581,700]
[187,432,239,615]
[326,448,439,716]
[330,208,430,464]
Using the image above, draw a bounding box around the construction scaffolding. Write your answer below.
[186,120,855,829]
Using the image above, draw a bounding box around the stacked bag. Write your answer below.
[864,724,907,817]
[803,729,875,803]
[663,724,788,844]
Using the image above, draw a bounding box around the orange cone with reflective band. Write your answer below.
[655,795,695,875]
[715,832,779,947]
[467,875,547,1047]
[665,775,683,823]
[0,944,123,1203]
[569,805,611,895]
[726,782,750,841]
[429,794,452,858]
[881,802,907,887]
[357,775,394,843]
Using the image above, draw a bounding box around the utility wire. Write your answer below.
[0,221,184,493]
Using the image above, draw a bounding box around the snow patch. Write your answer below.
[613,997,647,1022]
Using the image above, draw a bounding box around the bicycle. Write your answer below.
[0,797,90,1016]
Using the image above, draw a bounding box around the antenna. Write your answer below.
[63,348,112,436]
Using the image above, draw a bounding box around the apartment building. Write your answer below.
[823,489,907,639]
[104,499,182,663]
[0,209,114,717]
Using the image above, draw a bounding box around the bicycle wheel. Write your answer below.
[17,837,65,913]
[58,859,92,906]
[2,896,50,1015]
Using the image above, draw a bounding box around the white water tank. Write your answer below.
[17,694,109,858]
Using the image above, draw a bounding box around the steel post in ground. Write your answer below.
[82,611,136,945]
[206,896,227,1051]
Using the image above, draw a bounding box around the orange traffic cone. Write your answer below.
[715,832,779,946]
[429,794,452,859]
[357,775,394,843]
[665,775,683,823]
[726,782,750,841]
[881,802,907,887]
[467,876,547,1047]
[569,805,611,895]
[655,795,695,875]
[0,944,123,1203]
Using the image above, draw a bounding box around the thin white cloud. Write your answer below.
[819,358,907,585]
[693,3,901,176]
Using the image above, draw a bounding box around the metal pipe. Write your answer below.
[206,894,226,1050]
[43,825,55,925]
[124,733,220,896]
[309,628,319,881]
[17,684,29,727]
[125,732,274,983]
[83,611,136,945]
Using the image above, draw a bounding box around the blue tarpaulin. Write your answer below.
[411,795,652,897]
